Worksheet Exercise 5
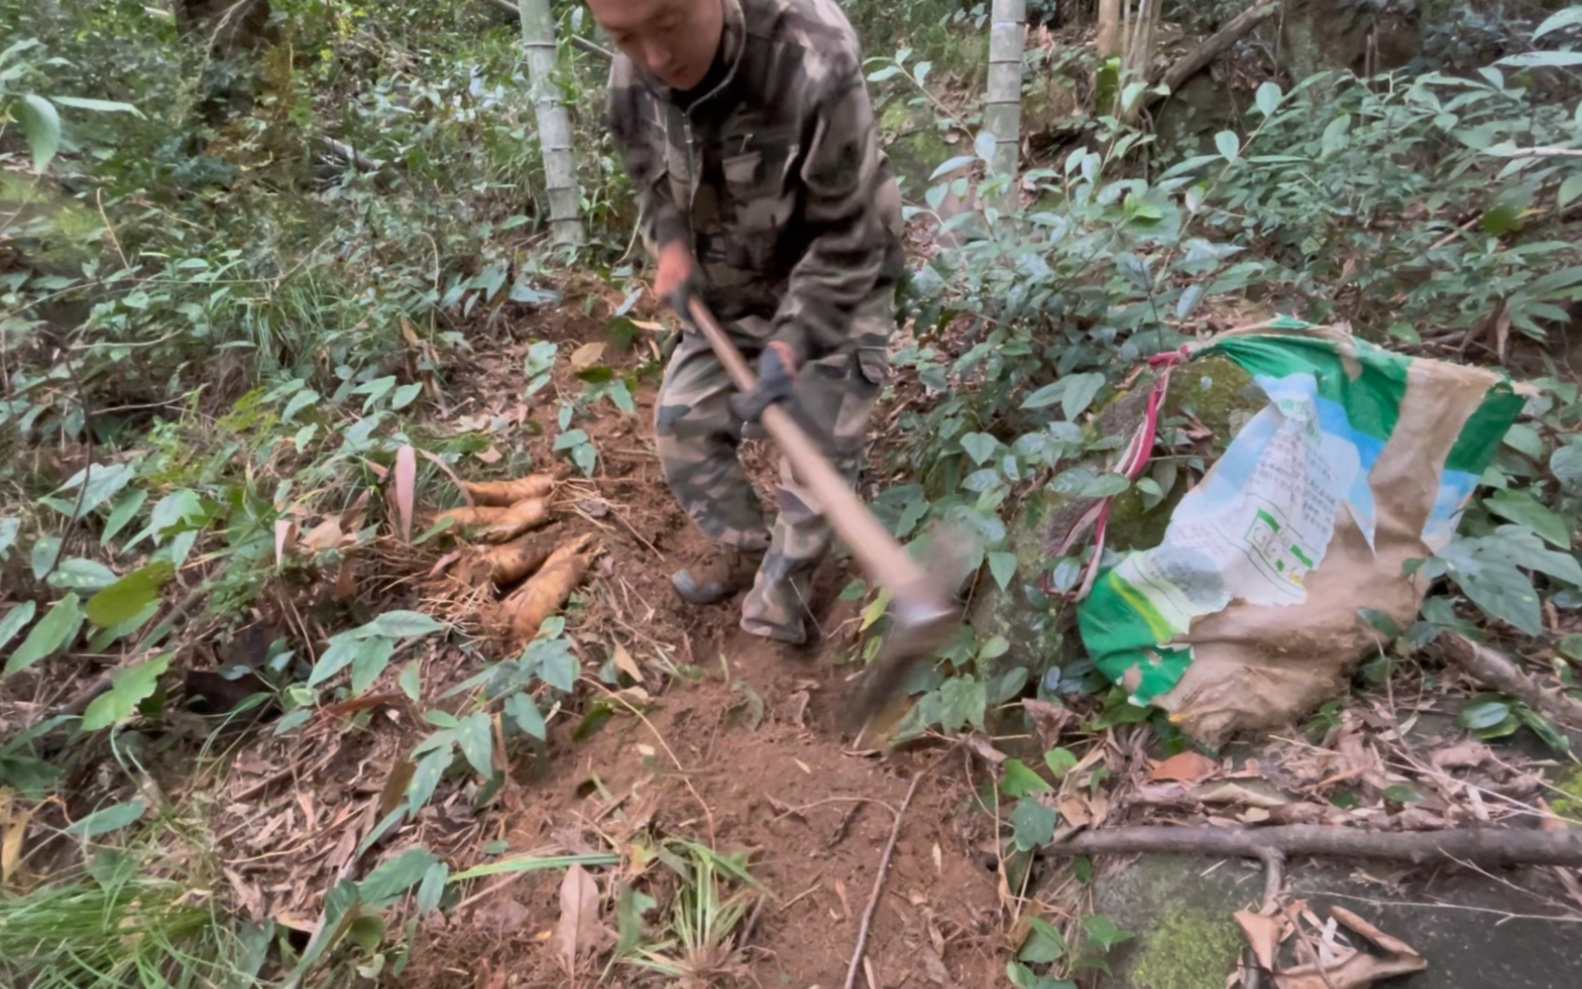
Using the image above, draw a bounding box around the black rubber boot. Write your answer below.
[672,545,767,606]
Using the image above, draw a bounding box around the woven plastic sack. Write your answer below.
[1076,320,1525,745]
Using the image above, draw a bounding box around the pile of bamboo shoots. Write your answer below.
[430,473,600,648]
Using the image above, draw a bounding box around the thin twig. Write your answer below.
[1046,824,1582,866]
[842,759,940,989]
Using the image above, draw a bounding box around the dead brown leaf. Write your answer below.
[1150,750,1220,784]
[475,445,503,465]
[1274,906,1426,989]
[1021,698,1072,748]
[612,642,644,683]
[1430,740,1493,772]
[1195,782,1290,810]
[300,516,345,554]
[569,341,606,370]
[919,944,960,988]
[1,791,31,884]
[967,733,1007,765]
[556,863,602,975]
[274,519,297,566]
[1234,909,1286,971]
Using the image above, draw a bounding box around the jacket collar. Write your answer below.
[643,0,745,110]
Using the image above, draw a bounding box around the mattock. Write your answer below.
[683,298,968,732]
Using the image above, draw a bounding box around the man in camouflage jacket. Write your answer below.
[589,0,904,645]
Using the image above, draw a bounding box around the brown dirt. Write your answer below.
[390,288,1006,987]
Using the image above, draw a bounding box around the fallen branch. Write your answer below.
[1045,824,1582,866]
[1146,3,1277,104]
[1437,633,1582,729]
[843,760,938,989]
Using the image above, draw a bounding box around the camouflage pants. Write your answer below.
[654,297,892,643]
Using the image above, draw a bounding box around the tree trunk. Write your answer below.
[985,0,1025,217]
[517,0,584,245]
[174,0,276,55]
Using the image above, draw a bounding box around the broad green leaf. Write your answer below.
[416,861,449,915]
[360,848,440,908]
[1061,373,1105,421]
[455,712,494,777]
[1458,698,1511,731]
[349,637,398,696]
[1514,703,1571,755]
[1254,81,1282,116]
[47,558,118,592]
[1021,380,1065,410]
[1018,916,1068,964]
[1010,798,1057,851]
[52,463,136,520]
[930,154,977,181]
[539,643,580,693]
[1082,914,1134,951]
[960,432,998,465]
[1559,174,1582,212]
[1502,422,1547,461]
[5,593,83,677]
[937,675,988,732]
[1497,50,1582,68]
[307,635,362,687]
[1045,747,1079,779]
[0,602,37,653]
[356,610,446,639]
[1558,633,1582,662]
[974,130,997,162]
[15,93,61,170]
[1484,489,1572,548]
[102,489,148,546]
[391,382,424,411]
[81,654,171,731]
[1552,444,1582,489]
[1214,130,1240,162]
[282,388,319,423]
[30,536,61,580]
[1433,528,1582,634]
[505,693,547,739]
[67,798,146,837]
[408,743,453,816]
[1001,758,1053,798]
[988,551,1018,591]
[86,562,173,628]
[1535,6,1582,38]
[399,660,422,702]
[553,429,589,451]
[1383,784,1424,804]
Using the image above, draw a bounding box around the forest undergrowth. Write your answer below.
[5,1,1582,986]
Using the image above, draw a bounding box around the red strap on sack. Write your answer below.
[1041,347,1189,602]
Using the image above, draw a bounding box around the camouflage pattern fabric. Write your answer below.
[607,0,903,641]
[654,302,892,644]
[604,0,904,358]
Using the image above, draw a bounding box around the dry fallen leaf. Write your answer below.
[920,945,960,988]
[274,519,297,567]
[612,642,644,683]
[569,341,607,370]
[1150,750,1220,784]
[1430,740,1494,772]
[1274,906,1426,989]
[1235,909,1286,971]
[475,445,503,465]
[556,863,601,975]
[1021,698,1073,748]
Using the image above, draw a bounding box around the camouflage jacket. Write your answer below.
[605,0,904,359]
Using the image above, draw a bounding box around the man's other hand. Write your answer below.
[656,240,703,318]
[729,339,800,423]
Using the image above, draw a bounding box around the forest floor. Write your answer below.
[392,289,1009,987]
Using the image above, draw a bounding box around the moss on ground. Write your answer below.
[1131,900,1246,989]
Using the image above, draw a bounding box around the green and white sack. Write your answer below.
[1077,320,1525,745]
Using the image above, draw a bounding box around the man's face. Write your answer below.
[588,0,722,91]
